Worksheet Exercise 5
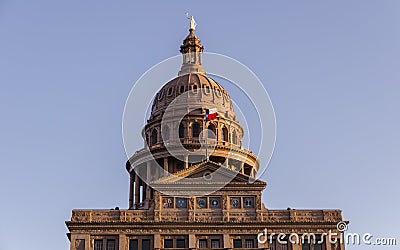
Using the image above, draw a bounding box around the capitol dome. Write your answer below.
[150,73,236,121]
[127,25,260,208]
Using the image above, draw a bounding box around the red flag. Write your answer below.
[206,108,217,121]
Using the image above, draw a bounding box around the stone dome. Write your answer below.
[150,73,236,121]
[126,26,260,209]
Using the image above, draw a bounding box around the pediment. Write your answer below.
[152,160,265,186]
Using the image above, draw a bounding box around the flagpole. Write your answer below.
[205,109,208,161]
[205,120,209,161]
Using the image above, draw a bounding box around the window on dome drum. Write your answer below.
[211,239,221,248]
[245,239,254,248]
[179,123,185,139]
[207,124,216,139]
[151,129,158,145]
[233,239,242,248]
[94,240,103,250]
[162,126,170,141]
[129,239,138,250]
[222,127,228,142]
[199,239,207,248]
[192,84,198,93]
[176,239,185,248]
[232,130,238,144]
[106,239,115,250]
[142,239,150,250]
[164,239,173,248]
[192,122,201,138]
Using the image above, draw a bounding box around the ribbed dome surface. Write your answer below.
[150,73,235,120]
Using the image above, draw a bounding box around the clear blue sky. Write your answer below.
[1,1,399,249]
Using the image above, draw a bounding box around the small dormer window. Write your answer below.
[180,85,185,93]
[216,88,222,97]
[157,90,164,100]
[167,87,174,96]
[204,85,211,94]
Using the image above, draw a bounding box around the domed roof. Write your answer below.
[150,73,236,121]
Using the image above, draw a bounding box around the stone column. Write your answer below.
[325,240,332,250]
[69,234,77,250]
[129,172,134,209]
[154,233,161,250]
[164,157,169,175]
[224,157,229,168]
[223,234,231,249]
[189,234,196,249]
[185,154,189,169]
[240,162,245,174]
[146,161,151,203]
[134,170,140,205]
[119,234,126,250]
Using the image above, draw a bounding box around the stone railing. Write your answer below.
[266,210,342,223]
[70,209,342,224]
[71,209,154,223]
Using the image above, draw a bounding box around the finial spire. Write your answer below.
[186,12,197,31]
[178,14,205,76]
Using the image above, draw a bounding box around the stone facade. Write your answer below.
[66,25,347,250]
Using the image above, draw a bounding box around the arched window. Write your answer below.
[222,126,228,142]
[192,122,201,138]
[232,130,237,145]
[192,85,198,93]
[179,123,185,139]
[207,124,216,139]
[162,126,170,141]
[151,129,158,145]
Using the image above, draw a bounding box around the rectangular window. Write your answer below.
[211,239,220,248]
[176,239,185,248]
[162,197,174,208]
[279,242,288,250]
[245,239,254,248]
[302,242,310,250]
[142,239,150,250]
[199,239,207,248]
[314,236,325,250]
[233,239,242,248]
[244,197,254,208]
[129,239,138,250]
[106,240,115,250]
[76,240,85,250]
[94,240,103,250]
[269,239,276,250]
[164,239,173,248]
